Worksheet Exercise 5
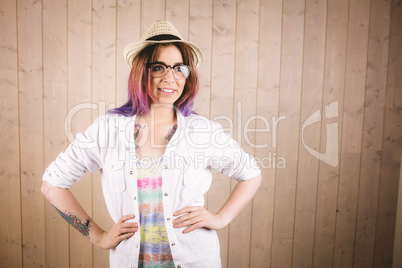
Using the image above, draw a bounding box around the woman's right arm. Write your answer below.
[41,181,137,250]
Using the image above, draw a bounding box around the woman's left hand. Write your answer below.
[172,206,228,234]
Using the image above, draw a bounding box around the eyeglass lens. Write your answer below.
[149,63,190,80]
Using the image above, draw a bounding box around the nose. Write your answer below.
[163,67,175,82]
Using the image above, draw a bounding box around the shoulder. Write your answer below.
[78,113,134,140]
[95,112,135,129]
[182,113,223,132]
[179,113,228,149]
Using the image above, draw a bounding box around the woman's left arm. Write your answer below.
[173,174,262,233]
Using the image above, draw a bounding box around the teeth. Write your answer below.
[160,88,174,93]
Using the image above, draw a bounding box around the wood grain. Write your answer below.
[166,0,189,40]
[141,0,166,35]
[292,0,327,266]
[353,0,391,266]
[228,0,260,267]
[209,1,237,266]
[313,0,348,266]
[1,1,401,267]
[333,0,370,266]
[394,151,402,268]
[43,0,69,266]
[92,0,118,266]
[374,0,402,266]
[271,0,305,266]
[0,0,22,267]
[250,0,282,266]
[67,0,93,266]
[116,0,141,107]
[189,0,213,118]
[17,0,46,266]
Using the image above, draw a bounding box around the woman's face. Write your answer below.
[150,45,186,106]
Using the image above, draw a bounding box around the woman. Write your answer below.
[42,20,261,268]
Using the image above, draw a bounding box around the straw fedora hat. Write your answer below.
[123,20,203,68]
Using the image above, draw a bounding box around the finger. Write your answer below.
[182,222,203,234]
[122,224,139,231]
[173,209,203,224]
[173,213,195,225]
[173,206,202,216]
[121,222,138,228]
[117,232,135,241]
[118,214,135,223]
[174,215,203,228]
[119,226,137,234]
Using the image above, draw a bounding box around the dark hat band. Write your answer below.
[146,34,181,41]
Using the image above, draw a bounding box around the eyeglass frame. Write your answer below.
[147,62,191,80]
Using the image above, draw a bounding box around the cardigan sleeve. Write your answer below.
[42,116,103,189]
[208,121,261,182]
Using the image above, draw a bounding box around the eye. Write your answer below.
[175,65,190,78]
[152,64,165,72]
[175,66,183,73]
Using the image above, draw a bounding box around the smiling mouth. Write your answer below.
[159,88,175,93]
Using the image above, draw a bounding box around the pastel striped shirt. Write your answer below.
[136,158,175,268]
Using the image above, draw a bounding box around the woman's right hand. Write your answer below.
[95,214,138,250]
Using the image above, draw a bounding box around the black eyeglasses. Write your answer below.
[148,62,191,80]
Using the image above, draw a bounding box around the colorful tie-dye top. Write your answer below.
[137,158,175,268]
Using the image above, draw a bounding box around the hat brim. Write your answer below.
[124,40,203,68]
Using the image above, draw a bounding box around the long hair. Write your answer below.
[110,42,199,117]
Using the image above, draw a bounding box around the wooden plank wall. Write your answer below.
[1,0,401,267]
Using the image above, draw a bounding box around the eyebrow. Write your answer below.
[153,61,185,66]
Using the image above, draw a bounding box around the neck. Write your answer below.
[140,104,177,125]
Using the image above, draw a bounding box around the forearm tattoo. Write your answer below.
[53,205,91,237]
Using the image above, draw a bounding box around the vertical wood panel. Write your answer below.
[394,151,402,268]
[189,0,213,117]
[166,0,189,40]
[42,0,69,266]
[271,0,305,266]
[353,0,391,266]
[333,0,370,266]
[141,0,166,35]
[292,0,327,266]
[208,1,237,267]
[2,1,402,267]
[116,0,141,107]
[188,0,213,214]
[374,0,402,265]
[313,0,348,266]
[229,0,259,267]
[17,0,46,266]
[67,0,93,266]
[0,0,22,267]
[92,0,117,266]
[250,0,282,266]
[165,0,189,50]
